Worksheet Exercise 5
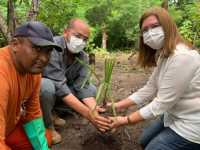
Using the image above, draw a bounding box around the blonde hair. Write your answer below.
[137,7,194,68]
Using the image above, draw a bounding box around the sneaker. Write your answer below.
[52,113,66,127]
[47,124,62,145]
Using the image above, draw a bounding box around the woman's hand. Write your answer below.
[109,111,145,133]
[108,116,127,133]
[107,98,135,112]
[107,102,121,112]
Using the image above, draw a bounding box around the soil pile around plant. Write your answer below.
[51,53,153,150]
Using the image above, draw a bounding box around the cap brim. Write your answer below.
[27,37,62,52]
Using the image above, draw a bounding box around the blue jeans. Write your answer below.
[140,115,200,150]
[39,78,97,127]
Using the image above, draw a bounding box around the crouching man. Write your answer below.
[0,21,62,150]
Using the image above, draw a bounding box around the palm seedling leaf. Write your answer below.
[81,71,93,89]
[108,84,118,125]
[93,83,108,113]
[75,57,101,84]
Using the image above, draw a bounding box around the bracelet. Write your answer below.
[127,115,132,125]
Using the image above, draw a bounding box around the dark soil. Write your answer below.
[51,52,153,150]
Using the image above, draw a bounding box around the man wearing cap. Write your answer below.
[40,18,111,144]
[0,21,62,150]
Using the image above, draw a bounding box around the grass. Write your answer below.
[132,64,154,73]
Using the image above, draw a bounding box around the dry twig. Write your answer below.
[128,51,137,60]
[124,129,131,139]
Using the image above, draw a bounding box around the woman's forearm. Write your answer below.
[118,98,136,110]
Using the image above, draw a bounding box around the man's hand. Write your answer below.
[66,96,112,132]
[95,105,106,114]
[87,109,112,132]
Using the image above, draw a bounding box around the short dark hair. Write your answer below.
[67,18,77,29]
[15,37,25,44]
[66,18,89,30]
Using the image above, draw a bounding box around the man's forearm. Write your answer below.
[62,93,90,119]
[82,97,96,110]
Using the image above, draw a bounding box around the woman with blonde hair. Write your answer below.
[108,7,200,150]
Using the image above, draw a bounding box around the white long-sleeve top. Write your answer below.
[129,44,200,144]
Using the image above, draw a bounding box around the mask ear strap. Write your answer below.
[65,32,71,44]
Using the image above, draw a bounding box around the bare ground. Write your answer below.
[51,52,153,150]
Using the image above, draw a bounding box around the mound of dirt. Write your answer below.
[51,53,153,150]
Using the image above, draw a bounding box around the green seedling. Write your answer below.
[75,57,118,125]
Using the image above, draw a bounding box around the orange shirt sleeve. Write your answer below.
[0,70,10,150]
[23,75,42,124]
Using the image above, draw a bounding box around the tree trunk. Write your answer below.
[0,12,12,45]
[89,53,95,65]
[161,1,168,10]
[192,0,200,11]
[102,25,108,50]
[9,0,18,36]
[27,0,40,21]
[7,1,9,26]
[0,0,41,46]
[193,30,199,46]
[178,0,193,23]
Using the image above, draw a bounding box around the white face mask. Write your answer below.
[143,26,165,50]
[66,36,86,54]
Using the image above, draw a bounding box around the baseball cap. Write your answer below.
[13,21,62,52]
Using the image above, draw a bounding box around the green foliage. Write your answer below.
[37,0,81,36]
[179,20,194,43]
[88,47,110,58]
[185,1,200,47]
[18,0,29,6]
[168,4,185,27]
[0,33,5,47]
[194,39,200,47]
[0,1,7,19]
[15,1,29,23]
[191,5,200,47]
[132,64,154,73]
[1,0,200,49]
[106,0,140,50]
[85,27,98,53]
[80,0,193,51]
[190,4,200,30]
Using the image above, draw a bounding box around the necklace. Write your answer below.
[17,72,28,120]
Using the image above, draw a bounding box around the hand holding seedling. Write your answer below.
[107,102,121,112]
[107,98,139,133]
[109,116,128,133]
[95,105,107,114]
[87,109,112,132]
[76,57,118,125]
[107,98,135,112]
